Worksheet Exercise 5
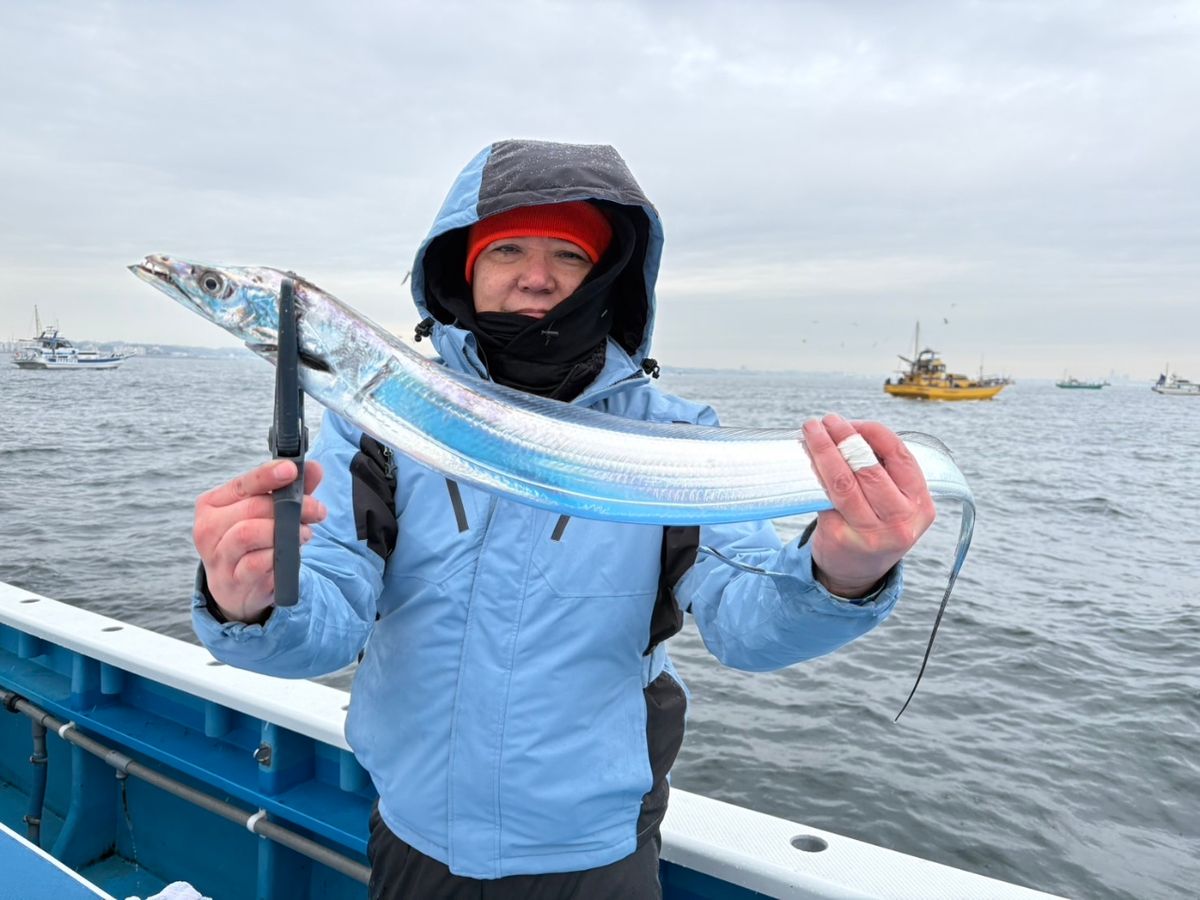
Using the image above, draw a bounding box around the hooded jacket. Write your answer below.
[192,140,901,879]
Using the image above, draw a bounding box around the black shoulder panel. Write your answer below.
[644,525,700,654]
[636,670,687,842]
[350,436,398,560]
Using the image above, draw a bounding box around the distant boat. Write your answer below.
[1152,369,1200,396]
[979,374,1015,387]
[1056,376,1106,390]
[884,322,1005,401]
[11,307,126,371]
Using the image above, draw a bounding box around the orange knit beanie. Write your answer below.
[464,201,613,284]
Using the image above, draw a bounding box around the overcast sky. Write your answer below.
[2,1,1197,379]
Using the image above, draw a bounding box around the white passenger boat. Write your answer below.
[11,310,126,370]
[1152,370,1200,396]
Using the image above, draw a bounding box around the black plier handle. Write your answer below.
[268,276,308,607]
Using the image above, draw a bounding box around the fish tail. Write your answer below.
[894,499,976,722]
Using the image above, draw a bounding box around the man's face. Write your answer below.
[471,237,594,319]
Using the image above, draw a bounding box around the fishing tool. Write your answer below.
[267,276,307,607]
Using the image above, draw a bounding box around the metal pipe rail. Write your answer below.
[1,686,371,886]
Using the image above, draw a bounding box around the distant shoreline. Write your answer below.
[0,343,1160,383]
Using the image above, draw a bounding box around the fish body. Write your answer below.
[131,255,976,717]
[130,256,972,526]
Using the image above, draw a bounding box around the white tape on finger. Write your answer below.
[836,434,880,472]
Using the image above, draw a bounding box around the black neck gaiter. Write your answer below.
[472,282,610,400]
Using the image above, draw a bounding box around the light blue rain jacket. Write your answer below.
[192,140,901,879]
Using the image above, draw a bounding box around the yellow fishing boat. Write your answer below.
[884,324,1006,401]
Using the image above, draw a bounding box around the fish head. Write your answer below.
[129,255,285,345]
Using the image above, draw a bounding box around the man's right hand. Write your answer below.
[194,460,327,623]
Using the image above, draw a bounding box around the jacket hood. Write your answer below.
[410,140,664,364]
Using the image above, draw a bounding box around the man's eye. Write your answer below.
[558,251,588,263]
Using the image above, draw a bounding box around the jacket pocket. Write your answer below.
[531,517,662,598]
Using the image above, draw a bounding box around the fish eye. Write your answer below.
[198,270,227,296]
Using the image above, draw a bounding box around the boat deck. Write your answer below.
[1,820,118,899]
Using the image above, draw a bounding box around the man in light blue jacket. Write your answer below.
[191,140,935,899]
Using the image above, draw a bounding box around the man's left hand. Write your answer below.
[800,414,936,599]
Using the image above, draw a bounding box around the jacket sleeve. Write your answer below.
[671,406,902,672]
[190,411,396,679]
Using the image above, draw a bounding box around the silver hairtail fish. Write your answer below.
[130,255,976,718]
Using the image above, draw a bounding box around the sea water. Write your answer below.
[1,357,1196,900]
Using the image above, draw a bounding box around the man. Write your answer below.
[192,139,935,898]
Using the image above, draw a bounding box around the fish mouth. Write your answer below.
[128,255,197,310]
[128,254,176,285]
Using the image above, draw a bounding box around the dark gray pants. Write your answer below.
[367,806,663,899]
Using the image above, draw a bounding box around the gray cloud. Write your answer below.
[1,0,1197,378]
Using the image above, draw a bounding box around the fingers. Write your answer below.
[230,538,323,590]
[212,518,277,568]
[195,488,326,560]
[805,414,937,594]
[232,548,276,592]
[831,432,878,473]
[207,518,314,604]
[207,494,328,526]
[201,460,303,509]
[804,414,906,526]
[193,460,328,616]
[302,460,324,496]
[201,459,325,508]
[802,415,863,511]
[213,518,315,566]
[850,421,930,502]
